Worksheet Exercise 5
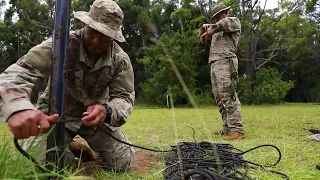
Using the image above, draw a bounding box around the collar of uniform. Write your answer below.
[79,30,113,72]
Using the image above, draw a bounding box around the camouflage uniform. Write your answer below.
[0,0,135,171]
[203,5,244,134]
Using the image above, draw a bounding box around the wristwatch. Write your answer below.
[102,103,112,124]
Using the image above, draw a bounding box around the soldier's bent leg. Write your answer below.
[211,61,229,133]
[22,127,76,166]
[79,125,134,172]
[211,59,244,133]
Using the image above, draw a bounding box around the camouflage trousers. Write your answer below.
[22,119,134,172]
[210,58,244,133]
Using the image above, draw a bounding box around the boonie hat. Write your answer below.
[74,0,126,42]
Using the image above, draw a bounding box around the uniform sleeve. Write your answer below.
[0,38,53,122]
[216,17,241,33]
[105,54,135,127]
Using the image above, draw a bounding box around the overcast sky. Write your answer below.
[1,0,280,20]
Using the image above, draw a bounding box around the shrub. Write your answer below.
[238,68,294,104]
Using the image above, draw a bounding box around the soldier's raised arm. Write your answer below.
[215,17,241,33]
[203,17,241,37]
[198,24,218,44]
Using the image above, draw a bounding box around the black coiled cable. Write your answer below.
[14,118,289,180]
[163,141,289,180]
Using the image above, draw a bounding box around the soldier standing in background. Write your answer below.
[199,3,245,140]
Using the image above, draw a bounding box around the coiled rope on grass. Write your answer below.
[163,141,289,180]
[14,118,289,179]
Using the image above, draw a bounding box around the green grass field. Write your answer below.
[0,103,320,179]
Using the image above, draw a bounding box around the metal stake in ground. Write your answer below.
[46,0,71,174]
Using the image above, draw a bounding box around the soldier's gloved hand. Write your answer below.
[7,110,59,139]
[199,24,210,44]
[199,24,218,44]
[82,104,106,127]
[201,24,212,31]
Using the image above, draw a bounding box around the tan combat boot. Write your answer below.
[223,131,245,140]
[214,129,226,136]
[69,141,95,162]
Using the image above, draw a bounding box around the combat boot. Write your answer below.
[69,141,95,162]
[223,131,245,140]
[215,129,229,136]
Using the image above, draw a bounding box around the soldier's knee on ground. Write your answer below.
[99,148,134,172]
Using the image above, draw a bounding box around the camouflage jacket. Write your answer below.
[208,17,241,63]
[0,29,135,128]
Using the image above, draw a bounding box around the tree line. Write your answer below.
[0,0,319,106]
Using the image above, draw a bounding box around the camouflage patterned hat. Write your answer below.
[74,0,125,42]
[211,3,231,19]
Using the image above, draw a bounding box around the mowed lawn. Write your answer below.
[0,103,320,179]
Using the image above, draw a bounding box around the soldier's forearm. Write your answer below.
[207,24,223,36]
[215,17,241,33]
[105,98,133,127]
[0,63,44,121]
[199,24,215,38]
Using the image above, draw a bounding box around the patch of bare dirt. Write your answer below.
[131,150,161,175]
[80,161,100,176]
[71,137,161,175]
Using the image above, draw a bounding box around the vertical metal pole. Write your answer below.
[47,0,70,174]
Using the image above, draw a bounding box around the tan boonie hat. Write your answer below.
[211,3,231,19]
[74,0,126,42]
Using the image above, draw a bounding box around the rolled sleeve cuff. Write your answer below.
[2,99,36,122]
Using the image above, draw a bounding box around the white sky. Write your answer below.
[1,0,280,21]
[260,0,279,9]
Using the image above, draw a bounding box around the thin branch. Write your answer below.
[252,0,267,29]
[241,0,248,25]
[256,58,281,65]
[257,48,285,54]
[252,0,259,10]
[20,10,51,30]
[255,50,281,70]
[21,35,38,45]
[248,11,278,38]
[269,60,281,65]
[311,14,320,23]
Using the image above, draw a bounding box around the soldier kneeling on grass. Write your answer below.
[0,0,135,171]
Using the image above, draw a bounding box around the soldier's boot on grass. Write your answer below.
[215,129,229,136]
[215,129,225,135]
[69,140,95,162]
[223,131,245,140]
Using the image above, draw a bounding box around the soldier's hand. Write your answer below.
[201,24,212,31]
[82,105,106,127]
[200,32,210,44]
[7,110,59,139]
[199,24,210,44]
